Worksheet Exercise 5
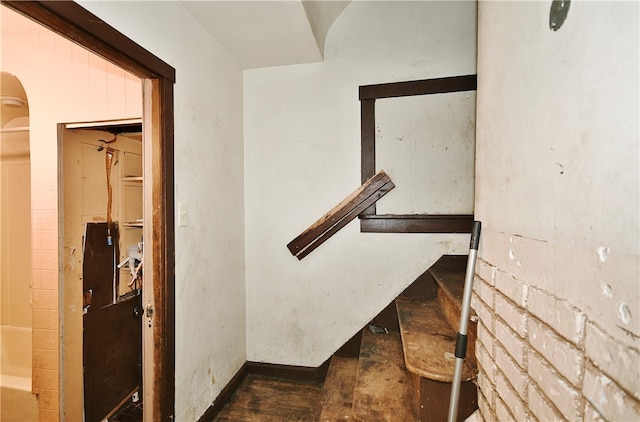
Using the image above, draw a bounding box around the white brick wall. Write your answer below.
[529,317,583,385]
[528,286,585,345]
[474,259,640,422]
[585,322,640,401]
[477,367,496,410]
[495,397,517,422]
[495,345,527,399]
[583,363,640,421]
[494,293,527,337]
[495,372,528,421]
[494,270,527,308]
[528,350,582,419]
[583,401,606,422]
[494,318,527,367]
[528,383,564,421]
[477,388,495,422]
[474,275,496,309]
[476,258,496,287]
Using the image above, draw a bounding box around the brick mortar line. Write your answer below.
[477,380,497,422]
[528,348,585,420]
[472,292,496,333]
[528,381,566,421]
[474,257,640,420]
[494,361,531,421]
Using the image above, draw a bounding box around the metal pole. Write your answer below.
[448,221,481,422]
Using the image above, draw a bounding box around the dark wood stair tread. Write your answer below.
[352,329,417,422]
[396,298,476,382]
[319,356,358,421]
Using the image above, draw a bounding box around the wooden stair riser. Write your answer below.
[396,255,480,422]
[430,255,478,364]
[436,287,477,364]
[410,373,478,422]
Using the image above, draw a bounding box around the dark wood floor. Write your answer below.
[214,375,323,421]
[212,256,479,422]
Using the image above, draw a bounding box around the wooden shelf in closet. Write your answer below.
[122,221,143,228]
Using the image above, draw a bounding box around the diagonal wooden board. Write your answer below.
[287,170,394,260]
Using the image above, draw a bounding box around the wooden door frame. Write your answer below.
[2,1,176,420]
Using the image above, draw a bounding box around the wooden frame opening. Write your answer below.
[359,75,477,234]
[2,2,176,420]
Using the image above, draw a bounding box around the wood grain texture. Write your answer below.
[319,356,358,422]
[428,255,467,303]
[396,298,476,382]
[214,376,322,422]
[287,170,394,259]
[352,330,418,422]
[411,373,478,422]
[429,255,477,361]
[359,214,474,233]
[359,75,477,100]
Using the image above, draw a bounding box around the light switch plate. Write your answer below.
[178,202,189,227]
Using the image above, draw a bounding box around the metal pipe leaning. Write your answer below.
[448,220,481,422]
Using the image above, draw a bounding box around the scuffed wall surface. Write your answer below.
[475,1,639,420]
[244,1,477,366]
[78,2,246,421]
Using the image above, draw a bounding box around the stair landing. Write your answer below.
[214,375,321,421]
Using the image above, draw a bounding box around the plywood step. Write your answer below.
[396,298,476,383]
[428,255,477,361]
[319,356,358,421]
[352,329,418,422]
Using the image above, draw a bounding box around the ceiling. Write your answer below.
[180,0,350,69]
[0,0,351,129]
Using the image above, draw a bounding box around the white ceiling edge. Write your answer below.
[302,0,350,56]
[180,0,350,70]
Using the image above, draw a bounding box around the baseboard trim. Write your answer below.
[247,358,331,385]
[196,358,331,421]
[197,362,248,422]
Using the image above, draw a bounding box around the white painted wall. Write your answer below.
[77,2,246,420]
[244,1,477,366]
[476,0,639,349]
[475,1,639,418]
[376,91,476,214]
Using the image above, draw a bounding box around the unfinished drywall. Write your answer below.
[77,2,247,420]
[474,1,639,420]
[244,1,477,366]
